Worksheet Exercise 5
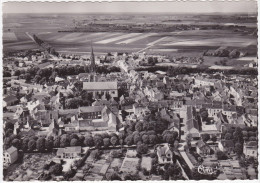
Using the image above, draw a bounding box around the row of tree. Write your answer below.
[135,65,258,76]
[4,128,178,152]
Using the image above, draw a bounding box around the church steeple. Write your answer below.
[90,44,96,73]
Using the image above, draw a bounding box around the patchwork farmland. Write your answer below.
[3,29,257,58]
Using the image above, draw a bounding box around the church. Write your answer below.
[83,45,118,98]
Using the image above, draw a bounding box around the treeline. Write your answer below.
[33,34,59,56]
[13,65,121,84]
[135,65,258,76]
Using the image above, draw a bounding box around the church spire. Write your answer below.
[90,43,96,73]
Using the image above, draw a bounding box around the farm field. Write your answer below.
[3,13,257,68]
[3,29,257,57]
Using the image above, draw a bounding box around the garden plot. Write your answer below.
[5,153,55,181]
[141,156,152,171]
[120,157,139,174]
[110,158,123,169]
[117,33,157,44]
[95,33,141,44]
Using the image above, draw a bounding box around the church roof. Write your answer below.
[83,82,117,90]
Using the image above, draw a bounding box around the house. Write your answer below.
[218,140,234,154]
[133,103,150,117]
[194,77,216,87]
[56,146,82,159]
[196,140,213,156]
[157,144,173,164]
[243,141,257,158]
[83,81,118,98]
[3,95,18,107]
[3,146,18,166]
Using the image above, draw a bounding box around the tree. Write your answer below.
[200,108,208,121]
[4,137,11,150]
[70,134,79,141]
[24,73,31,82]
[142,134,149,144]
[133,134,141,144]
[92,149,102,161]
[28,139,36,152]
[166,163,183,180]
[49,164,63,176]
[54,136,60,148]
[215,150,227,160]
[45,138,54,152]
[211,134,217,142]
[136,143,148,155]
[21,137,30,152]
[201,133,210,142]
[60,134,70,147]
[93,135,103,148]
[110,136,118,146]
[233,129,243,143]
[234,143,243,156]
[78,135,85,146]
[73,158,85,169]
[3,71,11,77]
[103,138,110,148]
[124,173,141,180]
[118,131,126,140]
[100,132,110,139]
[224,133,232,140]
[125,134,133,146]
[37,137,46,152]
[11,138,20,149]
[106,171,122,181]
[164,133,175,144]
[65,98,81,109]
[143,122,150,131]
[84,136,94,147]
[70,138,79,146]
[135,122,143,132]
[4,121,14,131]
[111,150,123,158]
[64,169,76,180]
[191,168,202,180]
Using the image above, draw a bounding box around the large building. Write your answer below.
[63,106,119,132]
[83,81,118,98]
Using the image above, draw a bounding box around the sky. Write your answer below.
[2,0,258,14]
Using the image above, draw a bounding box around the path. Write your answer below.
[136,31,183,53]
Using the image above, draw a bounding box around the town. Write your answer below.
[3,43,258,181]
[2,1,258,182]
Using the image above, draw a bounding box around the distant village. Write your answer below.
[2,45,258,181]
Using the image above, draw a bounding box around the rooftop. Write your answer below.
[83,81,117,90]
